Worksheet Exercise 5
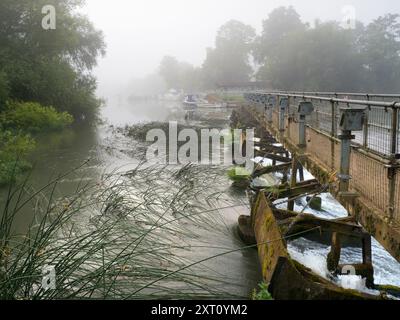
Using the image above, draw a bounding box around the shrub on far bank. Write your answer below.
[0,101,74,186]
[1,101,74,133]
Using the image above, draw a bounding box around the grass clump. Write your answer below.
[0,162,251,300]
[227,167,251,182]
[252,282,273,300]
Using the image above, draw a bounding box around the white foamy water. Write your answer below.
[287,238,381,296]
[288,193,400,288]
[253,159,400,290]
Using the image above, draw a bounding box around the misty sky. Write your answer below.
[81,0,400,97]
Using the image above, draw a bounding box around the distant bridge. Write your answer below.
[244,91,400,261]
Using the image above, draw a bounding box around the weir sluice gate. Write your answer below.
[231,92,400,299]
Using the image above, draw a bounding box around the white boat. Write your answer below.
[183,94,224,110]
[183,94,199,110]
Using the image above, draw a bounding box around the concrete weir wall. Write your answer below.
[254,106,400,262]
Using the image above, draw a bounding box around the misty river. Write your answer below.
[2,97,400,298]
[1,98,262,298]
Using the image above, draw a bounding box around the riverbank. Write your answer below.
[0,101,73,186]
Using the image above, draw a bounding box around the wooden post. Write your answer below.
[288,158,298,211]
[327,232,341,272]
[362,234,372,265]
[298,165,305,182]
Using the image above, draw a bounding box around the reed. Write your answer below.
[0,161,253,300]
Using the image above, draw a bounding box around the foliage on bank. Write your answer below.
[1,101,73,133]
[0,0,105,121]
[252,282,273,300]
[0,0,104,186]
[227,167,251,183]
[0,130,35,186]
[0,101,74,186]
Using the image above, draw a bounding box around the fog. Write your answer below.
[81,0,400,99]
[3,0,400,304]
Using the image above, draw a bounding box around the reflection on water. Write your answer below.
[102,97,180,125]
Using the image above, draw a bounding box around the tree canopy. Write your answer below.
[255,7,400,92]
[158,7,400,94]
[202,20,256,87]
[159,56,202,92]
[0,0,105,120]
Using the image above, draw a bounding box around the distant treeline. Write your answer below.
[159,7,400,93]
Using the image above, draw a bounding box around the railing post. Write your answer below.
[298,101,314,148]
[279,97,288,132]
[391,106,398,157]
[267,103,273,123]
[288,156,299,211]
[331,100,337,137]
[275,95,279,109]
[299,114,306,147]
[316,100,320,129]
[339,130,353,192]
[274,95,279,128]
[338,108,366,192]
[363,95,370,149]
[388,106,399,219]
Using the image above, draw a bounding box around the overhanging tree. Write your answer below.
[0,0,105,121]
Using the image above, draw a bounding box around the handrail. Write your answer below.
[253,91,400,108]
[273,91,400,100]
[245,91,400,158]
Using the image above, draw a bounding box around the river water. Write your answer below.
[0,99,262,298]
[272,164,400,292]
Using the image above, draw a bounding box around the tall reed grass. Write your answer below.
[0,161,253,300]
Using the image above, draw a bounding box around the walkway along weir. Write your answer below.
[242,92,400,263]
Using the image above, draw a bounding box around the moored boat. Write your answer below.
[183,94,199,110]
[183,94,225,110]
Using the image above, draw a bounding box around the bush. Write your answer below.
[0,130,35,186]
[227,167,251,182]
[1,101,74,133]
[252,282,273,300]
[0,101,73,186]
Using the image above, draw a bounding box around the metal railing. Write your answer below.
[244,91,400,221]
[246,91,400,158]
[274,91,400,102]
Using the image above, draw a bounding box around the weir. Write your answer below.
[232,91,400,299]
